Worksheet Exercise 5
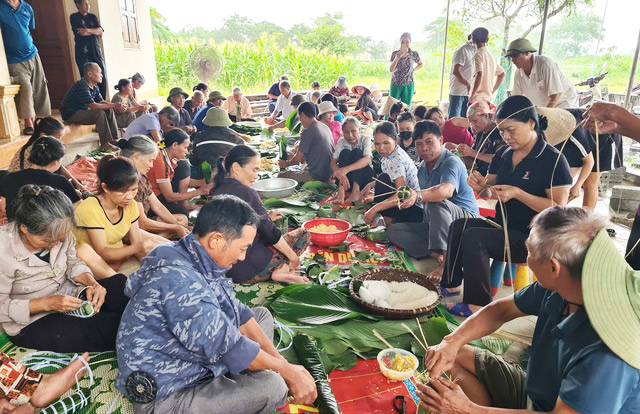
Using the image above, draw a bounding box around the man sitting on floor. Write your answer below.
[60,62,125,151]
[387,120,478,277]
[418,206,640,413]
[115,196,316,414]
[222,86,253,122]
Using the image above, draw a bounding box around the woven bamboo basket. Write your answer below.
[349,268,442,319]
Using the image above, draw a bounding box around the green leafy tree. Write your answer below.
[423,17,470,61]
[150,7,174,42]
[301,13,372,57]
[542,11,604,60]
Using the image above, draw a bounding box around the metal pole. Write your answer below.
[440,0,451,102]
[589,0,608,77]
[623,27,640,110]
[538,0,550,54]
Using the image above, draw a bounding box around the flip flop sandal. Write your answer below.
[440,287,462,297]
[446,302,473,318]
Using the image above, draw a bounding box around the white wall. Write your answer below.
[63,0,158,101]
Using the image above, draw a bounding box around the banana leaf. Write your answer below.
[335,208,365,227]
[201,161,212,184]
[269,285,381,324]
[348,263,373,277]
[285,110,301,134]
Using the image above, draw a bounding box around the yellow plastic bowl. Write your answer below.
[377,348,419,381]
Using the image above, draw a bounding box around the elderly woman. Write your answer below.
[0,185,128,352]
[440,95,573,317]
[112,78,147,129]
[331,117,375,204]
[130,72,157,113]
[317,101,342,145]
[211,145,310,284]
[362,121,423,225]
[389,32,423,106]
[329,76,350,103]
[116,136,191,241]
[457,99,505,176]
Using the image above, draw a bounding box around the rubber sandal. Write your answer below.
[440,287,461,297]
[446,302,473,318]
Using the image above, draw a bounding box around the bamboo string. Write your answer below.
[337,385,405,405]
[401,323,428,352]
[372,176,397,191]
[416,318,429,351]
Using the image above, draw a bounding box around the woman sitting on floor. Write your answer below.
[426,106,474,148]
[117,136,191,241]
[352,84,379,124]
[8,117,88,194]
[362,121,423,226]
[74,156,156,270]
[317,101,342,145]
[396,110,420,166]
[331,117,375,204]
[439,95,572,317]
[1,137,115,280]
[0,185,129,352]
[112,78,147,129]
[211,145,310,284]
[456,99,505,176]
[147,129,213,217]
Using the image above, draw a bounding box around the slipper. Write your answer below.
[440,287,461,297]
[446,302,473,318]
[22,126,34,135]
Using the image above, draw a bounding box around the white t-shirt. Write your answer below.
[449,42,475,96]
[512,55,578,108]
[273,91,295,119]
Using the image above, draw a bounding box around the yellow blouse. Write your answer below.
[74,196,139,248]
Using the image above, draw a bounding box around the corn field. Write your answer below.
[154,37,391,95]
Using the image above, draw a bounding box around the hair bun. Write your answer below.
[538,114,549,131]
[115,140,128,149]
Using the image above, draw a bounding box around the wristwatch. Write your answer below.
[415,190,423,205]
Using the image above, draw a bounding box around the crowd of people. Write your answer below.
[0,2,638,411]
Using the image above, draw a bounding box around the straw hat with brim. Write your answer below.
[536,107,577,146]
[207,91,226,102]
[290,94,306,107]
[351,84,370,94]
[379,96,401,116]
[167,87,189,102]
[317,101,338,116]
[582,229,640,369]
[505,38,537,57]
[202,107,232,128]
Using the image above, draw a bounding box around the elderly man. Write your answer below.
[267,75,288,113]
[268,80,295,123]
[167,87,196,134]
[70,0,107,99]
[507,38,578,108]
[222,86,253,122]
[60,62,125,151]
[448,35,475,118]
[183,90,205,121]
[116,196,317,413]
[387,120,478,276]
[469,27,505,104]
[418,206,640,413]
[192,90,226,131]
[0,0,51,135]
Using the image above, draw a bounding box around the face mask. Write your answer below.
[399,131,413,140]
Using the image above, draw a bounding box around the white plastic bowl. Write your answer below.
[377,348,419,381]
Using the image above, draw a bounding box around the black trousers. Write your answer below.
[441,218,529,306]
[337,148,376,190]
[158,159,192,216]
[9,274,129,352]
[75,50,107,99]
[626,212,640,270]
[373,173,423,223]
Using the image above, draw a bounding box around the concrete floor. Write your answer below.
[409,191,631,364]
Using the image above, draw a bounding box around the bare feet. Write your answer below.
[272,264,310,285]
[30,352,90,408]
[426,266,444,284]
[334,188,346,205]
[345,191,360,204]
[100,141,119,152]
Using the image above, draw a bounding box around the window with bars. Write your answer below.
[120,0,139,49]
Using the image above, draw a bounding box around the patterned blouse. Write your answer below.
[135,174,153,214]
[380,146,420,191]
[390,49,421,86]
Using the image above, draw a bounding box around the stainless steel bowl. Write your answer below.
[253,178,298,199]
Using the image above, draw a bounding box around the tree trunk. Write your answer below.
[495,18,513,104]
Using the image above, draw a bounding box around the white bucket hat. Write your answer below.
[317,101,338,116]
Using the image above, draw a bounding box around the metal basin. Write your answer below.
[253,178,298,199]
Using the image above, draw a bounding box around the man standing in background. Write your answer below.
[448,35,475,118]
[70,0,107,99]
[507,38,578,108]
[0,0,51,135]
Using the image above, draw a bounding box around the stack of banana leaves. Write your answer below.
[229,123,264,136]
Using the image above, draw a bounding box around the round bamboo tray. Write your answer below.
[349,268,442,319]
